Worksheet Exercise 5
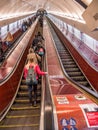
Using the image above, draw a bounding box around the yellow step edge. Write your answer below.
[15,99,29,102]
[18,92,28,95]
[15,98,40,102]
[6,114,40,118]
[11,106,40,110]
[0,124,39,128]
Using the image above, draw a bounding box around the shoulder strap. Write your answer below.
[35,53,39,62]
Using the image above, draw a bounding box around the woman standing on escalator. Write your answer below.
[23,57,47,107]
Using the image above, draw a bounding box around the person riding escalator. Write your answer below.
[23,56,47,107]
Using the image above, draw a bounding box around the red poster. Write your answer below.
[80,103,98,127]
[86,112,98,126]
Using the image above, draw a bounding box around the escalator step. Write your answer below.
[65,68,80,72]
[67,71,82,76]
[77,81,89,86]
[7,109,40,116]
[6,114,40,119]
[20,84,41,90]
[64,64,77,68]
[71,76,85,81]
[63,61,75,65]
[60,53,70,56]
[15,98,41,104]
[11,106,40,110]
[17,91,41,97]
[0,124,39,128]
[61,58,73,62]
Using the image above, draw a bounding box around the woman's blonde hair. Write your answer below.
[29,48,34,53]
[29,57,34,63]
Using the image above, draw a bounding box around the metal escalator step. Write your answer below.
[71,76,85,81]
[64,64,77,68]
[21,80,26,85]
[18,91,41,97]
[20,85,28,90]
[7,109,40,116]
[6,114,40,118]
[65,68,79,72]
[63,61,75,65]
[20,84,41,90]
[15,98,41,104]
[58,49,66,51]
[0,124,39,128]
[58,50,66,52]
[61,58,73,62]
[67,71,82,76]
[59,52,70,55]
[12,102,41,107]
[58,50,69,52]
[60,56,72,60]
[11,106,40,110]
[59,53,70,57]
[0,113,40,127]
[17,92,30,96]
[61,58,73,61]
[77,81,89,86]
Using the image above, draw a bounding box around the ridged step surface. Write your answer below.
[49,23,95,92]
[0,78,41,130]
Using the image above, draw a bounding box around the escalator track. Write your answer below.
[0,75,41,130]
[0,19,45,130]
[0,31,25,66]
[0,19,37,66]
[0,17,43,67]
[48,21,97,93]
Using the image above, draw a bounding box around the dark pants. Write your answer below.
[28,83,37,103]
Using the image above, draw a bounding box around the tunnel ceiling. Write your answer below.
[1,0,98,41]
[0,0,92,19]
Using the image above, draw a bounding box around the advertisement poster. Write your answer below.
[80,103,98,128]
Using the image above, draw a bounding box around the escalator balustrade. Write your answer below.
[0,77,41,130]
[49,22,96,92]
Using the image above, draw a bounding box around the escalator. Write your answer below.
[48,21,97,93]
[0,18,49,130]
[0,31,24,66]
[0,17,48,129]
[0,74,41,130]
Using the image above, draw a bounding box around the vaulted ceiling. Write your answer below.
[0,0,92,19]
[0,0,98,41]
